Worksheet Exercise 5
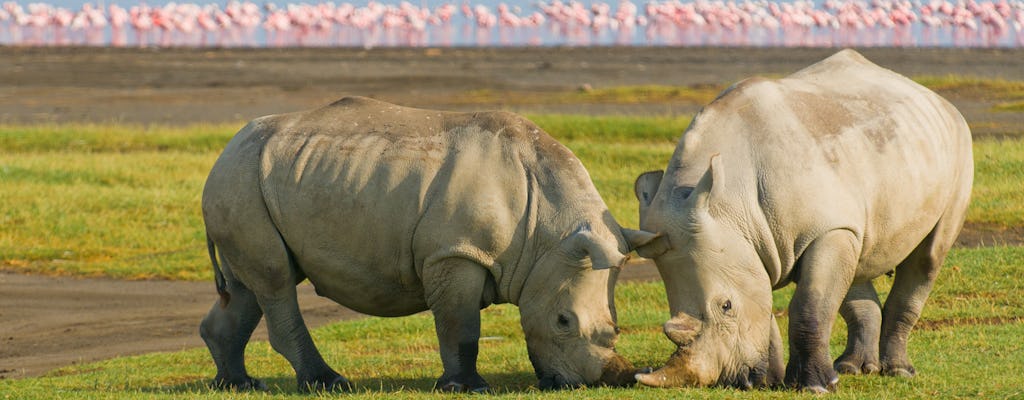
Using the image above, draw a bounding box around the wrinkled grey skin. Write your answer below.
[199,97,645,393]
[627,50,973,392]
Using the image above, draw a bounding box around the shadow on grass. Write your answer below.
[152,371,539,395]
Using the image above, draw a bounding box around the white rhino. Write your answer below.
[199,97,644,393]
[628,50,973,392]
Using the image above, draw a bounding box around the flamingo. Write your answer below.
[0,0,1021,48]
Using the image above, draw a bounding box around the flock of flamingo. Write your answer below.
[1,0,1022,47]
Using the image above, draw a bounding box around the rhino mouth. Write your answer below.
[529,350,576,390]
[721,363,769,390]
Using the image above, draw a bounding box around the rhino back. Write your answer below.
[252,97,591,313]
[677,50,972,282]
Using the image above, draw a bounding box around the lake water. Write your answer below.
[2,0,1022,47]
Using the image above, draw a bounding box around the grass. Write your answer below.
[1,246,1022,399]
[912,75,1024,104]
[993,100,1024,112]
[970,139,1024,227]
[453,76,1024,112]
[2,119,1023,280]
[453,85,725,107]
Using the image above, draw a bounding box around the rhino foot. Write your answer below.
[209,375,268,391]
[786,364,839,393]
[801,383,834,394]
[435,374,490,393]
[881,363,916,378]
[834,355,881,375]
[298,374,353,393]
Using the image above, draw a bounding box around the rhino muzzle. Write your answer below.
[635,348,772,389]
[530,352,638,390]
[636,312,775,389]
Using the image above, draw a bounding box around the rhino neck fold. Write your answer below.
[499,169,540,306]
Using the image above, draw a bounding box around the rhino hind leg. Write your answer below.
[423,258,492,393]
[256,283,352,393]
[200,260,267,391]
[834,282,882,375]
[210,222,350,392]
[879,209,964,378]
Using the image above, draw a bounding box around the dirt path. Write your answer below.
[1,46,1022,380]
[0,262,660,379]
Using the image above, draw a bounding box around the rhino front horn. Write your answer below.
[634,346,702,388]
[635,368,670,387]
[635,364,692,388]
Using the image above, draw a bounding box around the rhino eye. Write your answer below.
[557,314,570,327]
[721,300,733,313]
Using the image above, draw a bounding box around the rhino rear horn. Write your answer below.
[663,313,701,347]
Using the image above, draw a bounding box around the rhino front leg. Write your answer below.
[785,230,859,393]
[423,258,492,393]
[200,263,267,391]
[834,281,882,375]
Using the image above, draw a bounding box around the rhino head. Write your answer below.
[516,222,643,390]
[625,155,785,389]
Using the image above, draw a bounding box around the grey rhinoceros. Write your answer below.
[628,49,973,392]
[199,97,646,393]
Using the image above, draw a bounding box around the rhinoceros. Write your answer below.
[627,49,973,392]
[199,97,645,392]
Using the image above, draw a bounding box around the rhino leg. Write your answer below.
[785,230,859,393]
[258,286,353,393]
[879,213,960,378]
[834,281,882,375]
[423,258,492,393]
[200,260,267,391]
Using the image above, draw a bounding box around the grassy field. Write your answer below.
[1,117,1022,280]
[1,87,1022,398]
[0,246,1021,399]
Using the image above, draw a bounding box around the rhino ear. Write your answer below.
[634,170,664,220]
[683,154,723,210]
[568,226,628,270]
[622,228,671,259]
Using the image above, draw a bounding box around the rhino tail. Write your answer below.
[207,235,231,308]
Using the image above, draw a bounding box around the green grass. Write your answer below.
[2,121,1023,280]
[456,76,1024,111]
[2,246,1022,398]
[453,85,724,107]
[970,139,1024,227]
[0,123,239,153]
[913,75,1024,102]
[993,100,1024,112]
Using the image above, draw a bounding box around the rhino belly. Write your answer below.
[259,135,439,317]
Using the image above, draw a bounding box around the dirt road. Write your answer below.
[1,46,1021,380]
[0,262,660,379]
